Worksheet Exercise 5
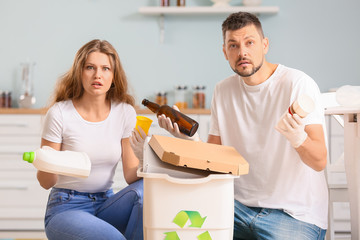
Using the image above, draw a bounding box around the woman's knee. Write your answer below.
[131,179,143,202]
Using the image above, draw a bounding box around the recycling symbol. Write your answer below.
[164,210,212,240]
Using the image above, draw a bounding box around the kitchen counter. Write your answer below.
[0,107,211,115]
[0,108,48,114]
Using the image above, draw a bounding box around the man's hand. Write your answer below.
[130,126,147,163]
[158,105,200,141]
[275,113,308,148]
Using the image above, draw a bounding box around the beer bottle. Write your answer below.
[142,99,199,137]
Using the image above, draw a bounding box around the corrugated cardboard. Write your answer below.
[148,135,249,176]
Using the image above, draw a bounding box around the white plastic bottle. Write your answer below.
[23,146,91,178]
[276,94,315,130]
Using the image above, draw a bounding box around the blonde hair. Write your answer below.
[49,39,134,106]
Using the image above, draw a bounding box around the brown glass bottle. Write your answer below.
[142,99,199,137]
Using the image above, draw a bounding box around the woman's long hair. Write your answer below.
[49,39,134,106]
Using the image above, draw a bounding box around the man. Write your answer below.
[131,11,328,239]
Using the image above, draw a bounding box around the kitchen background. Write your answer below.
[0,1,358,238]
[0,0,359,109]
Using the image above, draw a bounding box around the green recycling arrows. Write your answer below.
[197,231,212,240]
[164,231,211,240]
[164,231,180,240]
[164,210,212,240]
[173,211,207,228]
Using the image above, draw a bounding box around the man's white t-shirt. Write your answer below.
[42,100,136,193]
[209,64,328,229]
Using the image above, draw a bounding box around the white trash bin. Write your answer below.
[138,138,238,240]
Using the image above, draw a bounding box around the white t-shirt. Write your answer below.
[41,100,136,193]
[209,64,328,229]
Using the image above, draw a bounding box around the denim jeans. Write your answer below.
[234,200,326,240]
[44,179,143,240]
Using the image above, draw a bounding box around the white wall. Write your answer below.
[0,0,359,108]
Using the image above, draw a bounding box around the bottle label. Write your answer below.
[288,106,294,116]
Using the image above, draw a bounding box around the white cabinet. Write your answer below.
[325,115,350,234]
[198,114,211,142]
[0,114,49,238]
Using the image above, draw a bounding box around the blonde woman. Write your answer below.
[38,39,143,240]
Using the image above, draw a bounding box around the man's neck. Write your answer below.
[242,62,278,86]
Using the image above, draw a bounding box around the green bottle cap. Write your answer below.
[23,152,35,163]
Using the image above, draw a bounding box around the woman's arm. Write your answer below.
[122,138,141,184]
[36,138,61,190]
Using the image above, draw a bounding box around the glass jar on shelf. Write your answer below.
[174,85,188,109]
[155,91,167,106]
[192,85,206,109]
[177,0,185,6]
[18,61,36,108]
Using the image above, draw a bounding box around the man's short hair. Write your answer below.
[222,12,264,42]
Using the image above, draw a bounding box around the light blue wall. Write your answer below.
[0,0,359,108]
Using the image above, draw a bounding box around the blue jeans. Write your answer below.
[44,179,143,240]
[234,200,326,240]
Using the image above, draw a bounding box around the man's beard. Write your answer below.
[232,58,264,77]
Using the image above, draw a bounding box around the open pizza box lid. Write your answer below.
[147,135,249,176]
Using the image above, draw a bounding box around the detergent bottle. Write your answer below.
[23,146,91,178]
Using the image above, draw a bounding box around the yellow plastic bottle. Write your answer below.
[23,146,91,178]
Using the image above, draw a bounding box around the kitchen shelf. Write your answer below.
[139,6,279,15]
[139,6,279,43]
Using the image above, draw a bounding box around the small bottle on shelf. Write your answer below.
[177,0,185,6]
[155,91,167,106]
[161,0,170,6]
[1,91,12,108]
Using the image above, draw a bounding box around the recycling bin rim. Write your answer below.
[137,167,238,185]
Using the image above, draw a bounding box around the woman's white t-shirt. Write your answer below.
[42,100,136,193]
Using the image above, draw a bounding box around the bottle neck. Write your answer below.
[142,99,160,113]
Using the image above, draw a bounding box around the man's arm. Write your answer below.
[207,134,222,145]
[296,124,327,171]
[275,113,327,172]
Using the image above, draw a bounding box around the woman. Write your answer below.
[38,39,143,240]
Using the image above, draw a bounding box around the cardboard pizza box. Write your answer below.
[148,135,249,176]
